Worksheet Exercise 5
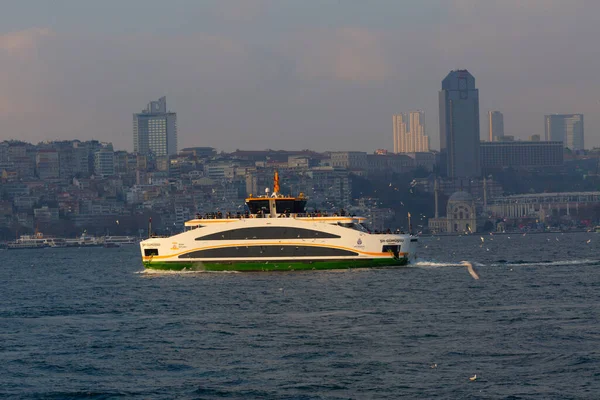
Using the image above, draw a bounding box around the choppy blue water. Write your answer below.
[1,232,600,399]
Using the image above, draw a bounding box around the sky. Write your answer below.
[1,0,599,152]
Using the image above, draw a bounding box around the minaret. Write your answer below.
[434,178,439,218]
[483,177,487,209]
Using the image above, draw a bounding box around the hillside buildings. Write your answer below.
[439,70,481,179]
[133,96,178,156]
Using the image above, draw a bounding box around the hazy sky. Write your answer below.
[1,0,599,152]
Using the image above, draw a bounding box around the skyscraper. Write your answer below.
[439,70,480,178]
[544,114,584,150]
[133,96,177,156]
[488,111,504,142]
[393,111,429,153]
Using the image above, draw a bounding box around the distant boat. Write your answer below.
[64,234,103,247]
[6,232,64,250]
[103,236,138,245]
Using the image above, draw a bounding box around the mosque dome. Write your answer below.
[448,191,473,202]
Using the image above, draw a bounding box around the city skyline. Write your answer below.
[1,1,599,152]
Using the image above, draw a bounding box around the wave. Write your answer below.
[135,269,240,275]
[412,259,600,268]
[490,259,600,267]
[411,260,484,268]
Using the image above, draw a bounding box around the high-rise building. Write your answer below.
[94,148,115,177]
[488,111,504,142]
[544,114,584,150]
[133,96,177,156]
[439,69,480,178]
[393,111,429,153]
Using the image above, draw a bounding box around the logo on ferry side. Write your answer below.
[357,238,362,245]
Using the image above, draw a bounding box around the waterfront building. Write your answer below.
[439,70,481,178]
[486,191,600,222]
[544,114,584,150]
[393,111,430,153]
[480,141,563,169]
[488,111,504,142]
[133,96,178,156]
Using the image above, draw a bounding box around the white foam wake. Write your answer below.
[135,269,240,275]
[411,260,483,268]
[491,259,600,268]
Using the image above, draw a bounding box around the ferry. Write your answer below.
[103,236,138,245]
[139,173,418,271]
[6,232,65,250]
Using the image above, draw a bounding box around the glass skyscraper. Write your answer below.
[133,96,178,156]
[488,111,504,142]
[544,114,584,151]
[438,70,480,178]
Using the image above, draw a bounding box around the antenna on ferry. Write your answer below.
[273,170,280,195]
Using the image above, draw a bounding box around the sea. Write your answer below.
[1,232,599,399]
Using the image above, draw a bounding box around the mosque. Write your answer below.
[428,180,478,234]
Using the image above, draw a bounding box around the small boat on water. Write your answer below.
[64,234,103,247]
[6,232,65,250]
[139,172,418,271]
[103,236,138,245]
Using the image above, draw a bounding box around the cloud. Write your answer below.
[0,28,53,54]
[289,28,390,83]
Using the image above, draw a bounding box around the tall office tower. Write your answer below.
[393,111,430,153]
[393,113,407,153]
[133,96,178,156]
[439,69,481,178]
[544,114,584,150]
[488,111,504,142]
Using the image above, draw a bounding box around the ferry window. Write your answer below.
[337,222,369,232]
[144,249,159,256]
[195,227,340,241]
[179,245,357,258]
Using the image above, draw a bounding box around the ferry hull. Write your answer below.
[143,257,408,272]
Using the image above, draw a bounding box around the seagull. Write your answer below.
[469,374,477,381]
[430,363,438,369]
[587,239,591,244]
[480,237,484,243]
[461,261,480,280]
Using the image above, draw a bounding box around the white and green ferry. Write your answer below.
[139,174,417,271]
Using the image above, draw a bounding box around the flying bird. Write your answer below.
[469,374,477,381]
[461,261,480,280]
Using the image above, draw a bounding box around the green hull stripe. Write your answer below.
[143,258,408,271]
